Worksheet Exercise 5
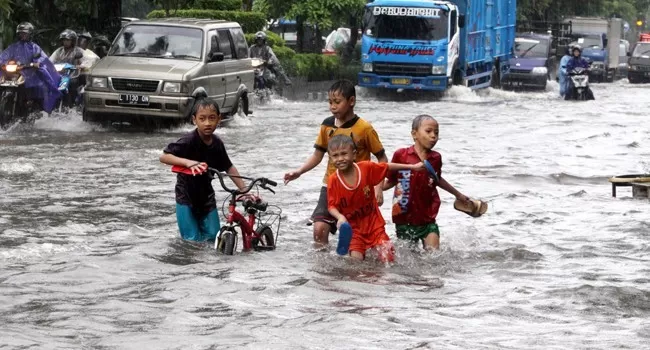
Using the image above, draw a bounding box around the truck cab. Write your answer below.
[358,0,516,92]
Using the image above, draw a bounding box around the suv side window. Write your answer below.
[208,30,219,57]
[229,28,249,59]
[216,29,233,59]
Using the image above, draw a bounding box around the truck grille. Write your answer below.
[373,62,432,76]
[635,65,650,72]
[510,68,531,74]
[111,78,160,92]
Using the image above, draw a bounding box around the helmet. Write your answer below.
[79,31,92,40]
[571,44,582,54]
[59,29,78,42]
[16,22,34,35]
[254,31,267,42]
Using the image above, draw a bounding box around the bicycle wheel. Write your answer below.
[217,227,237,255]
[253,225,275,251]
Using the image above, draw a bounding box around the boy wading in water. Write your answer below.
[326,135,424,262]
[384,115,471,250]
[284,80,388,248]
[160,99,249,242]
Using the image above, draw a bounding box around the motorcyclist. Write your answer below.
[50,29,85,107]
[558,45,573,97]
[50,29,85,66]
[0,22,61,114]
[564,45,595,100]
[249,31,292,87]
[77,31,100,70]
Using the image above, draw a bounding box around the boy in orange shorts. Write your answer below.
[326,135,424,262]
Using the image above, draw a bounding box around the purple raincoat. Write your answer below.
[0,41,62,113]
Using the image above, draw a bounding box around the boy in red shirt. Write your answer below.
[384,114,471,250]
[326,135,424,262]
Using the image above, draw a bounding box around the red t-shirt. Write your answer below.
[387,146,442,226]
[327,161,388,235]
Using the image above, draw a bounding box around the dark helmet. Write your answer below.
[254,31,267,42]
[59,29,78,42]
[16,22,35,35]
[79,31,92,40]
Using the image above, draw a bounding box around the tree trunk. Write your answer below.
[341,14,359,65]
[296,16,304,53]
[242,0,254,11]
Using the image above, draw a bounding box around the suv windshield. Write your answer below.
[363,6,449,41]
[514,37,549,58]
[632,43,650,58]
[109,25,203,60]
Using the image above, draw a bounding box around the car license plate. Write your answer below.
[118,94,149,106]
[391,78,411,85]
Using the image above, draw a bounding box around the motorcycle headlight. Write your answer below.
[92,77,107,88]
[163,82,181,93]
[362,62,373,72]
[5,64,17,73]
[431,65,445,75]
[54,64,65,72]
[532,67,547,75]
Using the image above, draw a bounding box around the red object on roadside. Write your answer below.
[639,33,650,42]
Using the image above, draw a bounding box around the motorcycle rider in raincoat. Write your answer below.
[50,29,85,107]
[558,46,572,97]
[249,31,292,87]
[564,45,595,100]
[0,22,61,114]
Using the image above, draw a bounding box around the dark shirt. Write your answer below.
[163,130,233,217]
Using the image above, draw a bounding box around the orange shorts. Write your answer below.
[349,227,395,262]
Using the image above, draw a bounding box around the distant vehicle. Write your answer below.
[627,41,650,83]
[358,0,516,92]
[84,18,254,126]
[503,33,556,90]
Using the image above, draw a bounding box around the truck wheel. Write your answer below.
[490,65,501,89]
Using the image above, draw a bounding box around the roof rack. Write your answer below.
[144,17,228,25]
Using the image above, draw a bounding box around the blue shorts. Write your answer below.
[175,204,221,241]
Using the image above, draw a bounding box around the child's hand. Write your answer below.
[283,170,301,185]
[374,186,384,206]
[336,217,348,229]
[412,162,425,170]
[456,194,471,204]
[186,161,207,176]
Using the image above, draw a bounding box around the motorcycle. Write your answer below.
[252,58,276,103]
[54,63,82,112]
[0,60,39,129]
[566,67,595,101]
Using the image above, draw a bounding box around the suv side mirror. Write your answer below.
[209,51,224,62]
[458,15,465,28]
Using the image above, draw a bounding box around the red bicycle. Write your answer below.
[172,164,281,255]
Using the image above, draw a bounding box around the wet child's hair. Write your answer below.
[328,134,357,152]
[328,79,356,100]
[191,98,220,117]
[411,114,436,131]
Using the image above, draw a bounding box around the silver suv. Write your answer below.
[83,18,254,125]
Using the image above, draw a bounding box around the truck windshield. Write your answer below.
[514,38,549,58]
[575,35,602,49]
[363,6,449,41]
[108,25,203,60]
[632,43,650,57]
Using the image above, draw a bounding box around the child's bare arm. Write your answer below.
[328,207,347,228]
[387,162,424,172]
[284,149,325,184]
[226,165,247,191]
[160,153,206,174]
[382,179,396,191]
[438,177,469,200]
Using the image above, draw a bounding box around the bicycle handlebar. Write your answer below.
[208,167,277,195]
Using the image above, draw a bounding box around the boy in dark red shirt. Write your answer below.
[384,115,471,250]
[326,135,423,262]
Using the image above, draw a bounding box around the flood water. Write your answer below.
[1,82,649,349]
